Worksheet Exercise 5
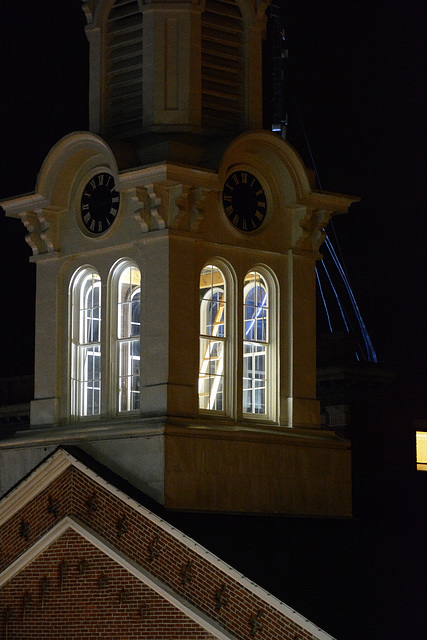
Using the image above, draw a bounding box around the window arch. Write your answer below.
[111,260,141,412]
[70,268,102,418]
[199,264,228,411]
[242,270,270,416]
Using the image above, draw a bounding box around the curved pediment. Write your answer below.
[218,131,358,252]
[219,130,312,206]
[37,132,119,210]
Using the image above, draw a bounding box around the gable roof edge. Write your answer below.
[0,448,73,524]
[0,447,336,640]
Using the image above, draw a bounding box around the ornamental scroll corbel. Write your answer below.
[132,185,164,232]
[20,207,59,256]
[174,185,209,232]
[293,206,332,253]
[81,0,95,24]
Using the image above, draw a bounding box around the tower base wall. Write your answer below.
[165,424,352,516]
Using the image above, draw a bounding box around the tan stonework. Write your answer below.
[0,0,357,515]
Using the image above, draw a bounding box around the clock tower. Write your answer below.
[1,0,355,515]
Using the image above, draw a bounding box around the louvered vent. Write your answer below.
[201,0,245,132]
[105,0,143,138]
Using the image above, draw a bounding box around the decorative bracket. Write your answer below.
[173,185,208,231]
[132,186,164,232]
[20,206,59,256]
[19,520,30,541]
[117,515,129,538]
[215,584,229,611]
[148,535,160,562]
[292,205,332,253]
[181,560,194,586]
[81,0,95,24]
[130,181,209,233]
[48,496,59,518]
[250,610,264,636]
[152,180,183,229]
[79,559,89,576]
[86,492,99,516]
[119,587,130,604]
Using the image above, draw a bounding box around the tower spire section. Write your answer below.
[0,0,355,516]
[268,1,288,139]
[82,0,267,167]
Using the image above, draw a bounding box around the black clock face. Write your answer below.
[80,172,120,235]
[222,171,267,232]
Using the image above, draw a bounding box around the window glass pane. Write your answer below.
[80,273,101,343]
[71,270,102,418]
[131,292,140,336]
[118,266,141,339]
[243,342,266,414]
[199,338,224,411]
[243,271,268,415]
[199,265,225,336]
[119,340,141,411]
[82,344,101,415]
[117,263,141,412]
[199,265,226,411]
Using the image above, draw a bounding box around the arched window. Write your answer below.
[70,268,102,417]
[114,261,141,412]
[243,271,269,415]
[199,265,227,411]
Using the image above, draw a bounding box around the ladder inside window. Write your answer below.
[199,301,225,409]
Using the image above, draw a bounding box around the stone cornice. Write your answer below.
[0,419,166,450]
[301,189,360,214]
[0,192,48,216]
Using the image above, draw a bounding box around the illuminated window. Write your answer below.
[113,261,141,412]
[243,271,269,415]
[70,268,102,417]
[198,264,277,420]
[416,431,427,471]
[70,261,142,418]
[199,265,227,411]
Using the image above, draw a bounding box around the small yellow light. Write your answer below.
[416,431,427,470]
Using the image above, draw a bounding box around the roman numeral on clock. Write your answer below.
[80,172,120,235]
[222,171,267,232]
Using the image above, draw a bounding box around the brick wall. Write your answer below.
[0,452,334,640]
[1,529,215,639]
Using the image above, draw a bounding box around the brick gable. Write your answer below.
[2,528,216,639]
[0,449,335,640]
